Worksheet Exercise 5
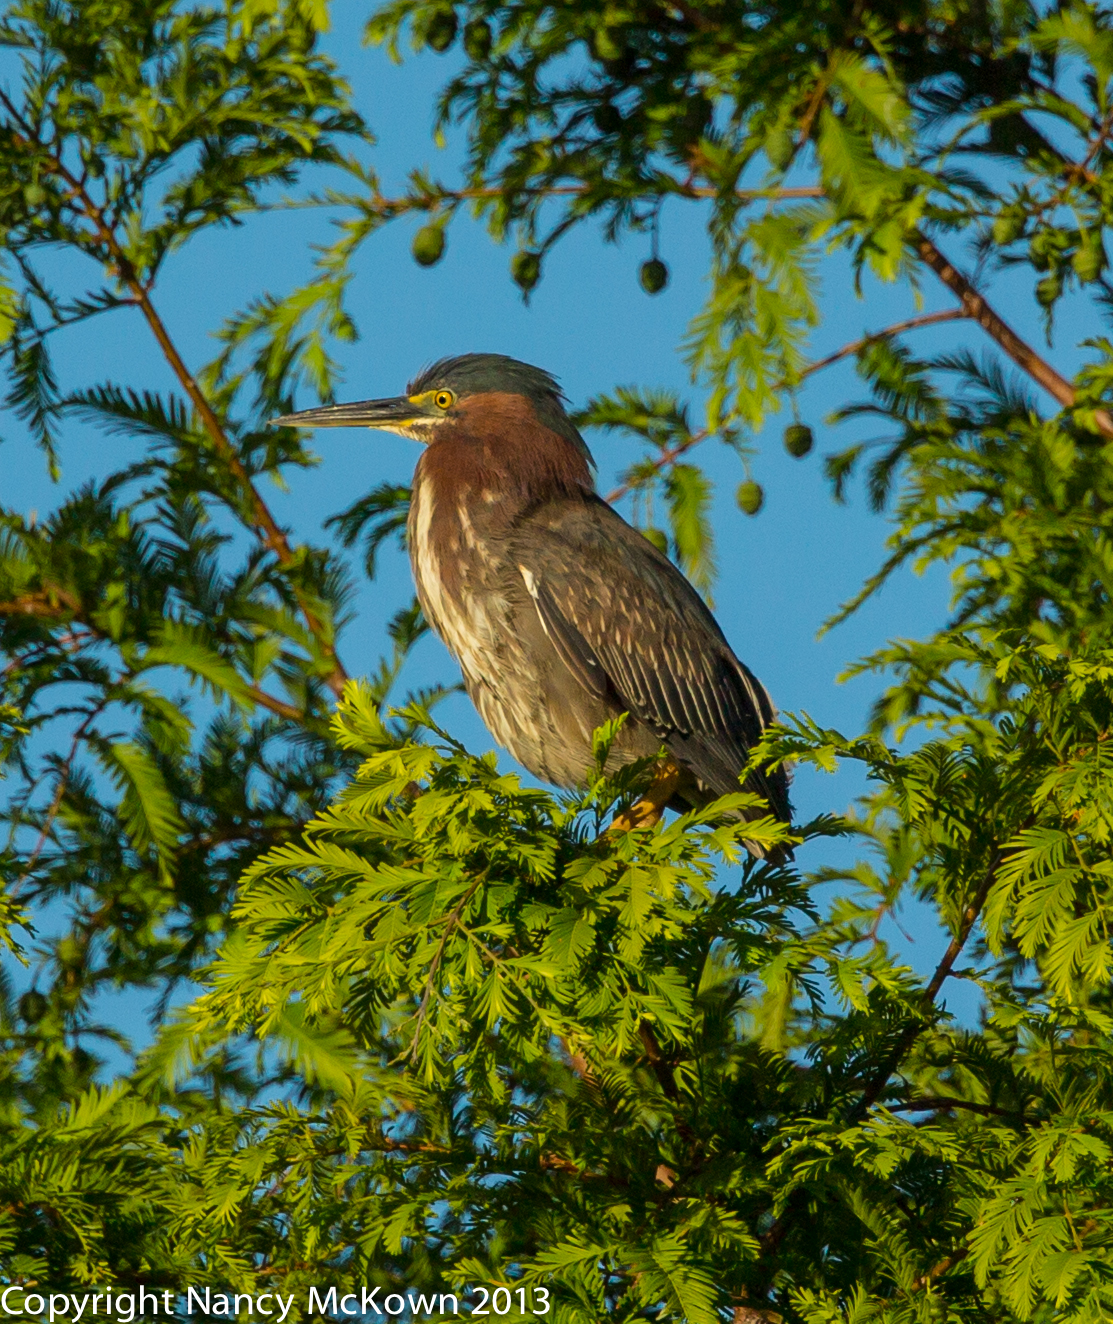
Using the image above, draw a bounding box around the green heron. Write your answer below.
[276,354,790,847]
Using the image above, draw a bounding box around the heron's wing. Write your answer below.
[514,496,790,820]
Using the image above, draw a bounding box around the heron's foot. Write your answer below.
[608,757,683,834]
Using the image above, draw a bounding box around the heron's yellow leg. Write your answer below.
[608,757,684,834]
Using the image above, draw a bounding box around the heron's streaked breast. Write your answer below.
[408,479,506,683]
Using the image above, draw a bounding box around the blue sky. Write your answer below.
[6,7,1072,1030]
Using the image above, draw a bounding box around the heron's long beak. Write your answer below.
[271,396,420,430]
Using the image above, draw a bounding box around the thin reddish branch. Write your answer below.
[795,76,831,150]
[605,230,1112,508]
[0,595,305,722]
[758,837,1019,1267]
[638,1021,680,1101]
[910,1251,968,1293]
[366,182,825,218]
[121,282,348,697]
[799,309,969,380]
[604,311,968,504]
[405,876,485,1062]
[238,686,306,721]
[852,843,1008,1119]
[0,89,348,697]
[914,230,1113,436]
[0,589,79,617]
[663,0,716,33]
[891,1096,1026,1119]
[13,701,105,898]
[606,429,710,504]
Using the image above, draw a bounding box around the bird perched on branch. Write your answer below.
[276,353,790,849]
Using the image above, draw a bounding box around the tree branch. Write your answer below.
[798,309,969,380]
[638,1020,680,1101]
[913,229,1113,436]
[757,836,1018,1269]
[359,182,825,220]
[795,75,831,150]
[12,699,107,899]
[121,282,348,698]
[605,428,711,505]
[891,1095,1027,1119]
[0,589,79,617]
[422,175,1113,448]
[910,1251,968,1293]
[238,162,1113,455]
[0,596,306,722]
[604,311,968,505]
[403,875,486,1063]
[0,89,348,697]
[852,842,1008,1119]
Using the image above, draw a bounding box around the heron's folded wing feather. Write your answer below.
[515,499,788,817]
[518,565,609,700]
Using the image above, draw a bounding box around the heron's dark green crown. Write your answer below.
[410,353,593,465]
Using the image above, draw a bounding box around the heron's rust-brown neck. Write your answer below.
[413,391,593,521]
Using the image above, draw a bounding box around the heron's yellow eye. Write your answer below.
[434,390,455,410]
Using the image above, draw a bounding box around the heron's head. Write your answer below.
[273,353,594,468]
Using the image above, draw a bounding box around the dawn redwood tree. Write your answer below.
[1,0,1113,1320]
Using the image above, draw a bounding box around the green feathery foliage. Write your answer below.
[4,0,1113,1321]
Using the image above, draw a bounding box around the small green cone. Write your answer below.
[640,258,669,294]
[1072,239,1104,283]
[412,224,446,267]
[784,423,814,458]
[511,250,541,291]
[736,480,764,516]
[1035,273,1061,306]
[992,207,1025,246]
